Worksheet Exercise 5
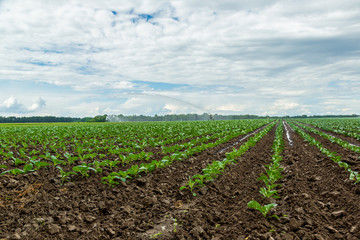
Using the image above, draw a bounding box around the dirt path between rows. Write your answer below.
[294,122,360,171]
[296,121,360,147]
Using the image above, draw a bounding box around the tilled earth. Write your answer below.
[1,123,360,240]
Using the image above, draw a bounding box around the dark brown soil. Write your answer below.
[294,122,360,171]
[297,121,360,147]
[1,123,360,240]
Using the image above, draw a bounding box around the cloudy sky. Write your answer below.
[0,0,359,117]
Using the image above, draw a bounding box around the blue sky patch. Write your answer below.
[133,80,188,90]
[26,60,58,67]
[0,80,75,95]
[76,65,97,75]
[131,13,155,23]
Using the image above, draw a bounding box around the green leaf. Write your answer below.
[247,200,262,211]
[23,164,34,172]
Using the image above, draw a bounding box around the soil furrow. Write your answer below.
[293,122,360,170]
[297,121,360,147]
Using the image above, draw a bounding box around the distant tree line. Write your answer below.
[283,114,359,119]
[0,115,108,123]
[107,113,359,122]
[0,116,87,123]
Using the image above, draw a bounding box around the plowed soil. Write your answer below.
[1,123,360,240]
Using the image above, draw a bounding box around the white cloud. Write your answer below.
[28,97,46,111]
[0,97,46,114]
[0,0,359,116]
[215,104,245,112]
[2,97,25,112]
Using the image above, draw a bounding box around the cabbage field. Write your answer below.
[1,119,360,239]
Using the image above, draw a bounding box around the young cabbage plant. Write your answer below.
[12,157,26,166]
[50,155,64,166]
[102,171,130,186]
[1,168,25,176]
[64,152,79,165]
[348,170,360,184]
[72,164,96,178]
[247,200,278,218]
[22,163,34,173]
[192,174,213,185]
[57,166,76,184]
[338,161,349,170]
[30,160,51,170]
[101,174,120,187]
[108,160,120,169]
[126,164,140,176]
[259,187,279,199]
[90,160,108,173]
[180,176,198,196]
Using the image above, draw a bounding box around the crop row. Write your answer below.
[298,118,360,137]
[101,121,273,186]
[287,121,360,184]
[294,121,360,154]
[0,120,273,184]
[179,121,277,196]
[0,121,240,165]
[248,121,285,219]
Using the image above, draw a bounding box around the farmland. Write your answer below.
[1,119,360,239]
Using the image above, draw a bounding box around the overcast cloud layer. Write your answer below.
[1,0,359,117]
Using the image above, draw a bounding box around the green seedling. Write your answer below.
[102,171,130,187]
[23,163,34,173]
[1,168,24,175]
[259,186,279,199]
[247,200,278,218]
[126,164,140,176]
[12,157,26,166]
[348,170,359,184]
[180,176,198,196]
[192,174,213,186]
[101,174,120,187]
[30,160,51,170]
[64,152,79,164]
[338,161,349,170]
[149,232,162,239]
[50,155,64,166]
[108,160,120,169]
[57,166,76,184]
[173,218,178,233]
[90,160,108,173]
[72,164,96,177]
